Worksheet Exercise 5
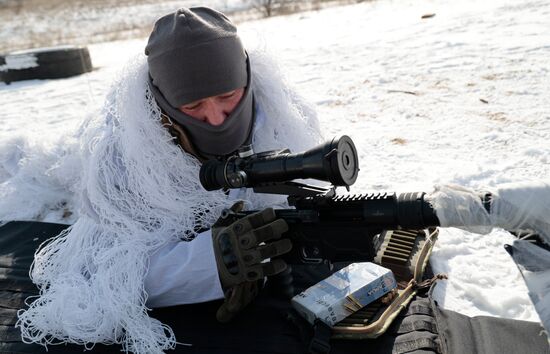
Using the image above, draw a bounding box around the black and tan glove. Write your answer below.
[212,202,291,322]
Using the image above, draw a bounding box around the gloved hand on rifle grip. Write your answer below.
[212,202,291,321]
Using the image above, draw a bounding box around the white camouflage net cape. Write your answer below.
[428,181,550,342]
[15,50,323,353]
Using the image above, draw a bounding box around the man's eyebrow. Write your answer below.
[183,101,202,109]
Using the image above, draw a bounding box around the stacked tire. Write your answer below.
[0,46,92,84]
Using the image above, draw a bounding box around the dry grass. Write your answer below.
[0,0,369,53]
[390,138,407,145]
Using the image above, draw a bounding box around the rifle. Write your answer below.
[200,136,451,267]
[199,140,550,340]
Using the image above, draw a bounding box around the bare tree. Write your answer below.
[253,0,288,17]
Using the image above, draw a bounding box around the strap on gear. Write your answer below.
[309,320,332,354]
[395,318,438,335]
[393,336,442,354]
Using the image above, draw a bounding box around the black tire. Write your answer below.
[0,46,93,84]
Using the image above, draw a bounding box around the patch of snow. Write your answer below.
[0,54,38,72]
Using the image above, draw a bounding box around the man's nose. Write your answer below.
[203,100,228,126]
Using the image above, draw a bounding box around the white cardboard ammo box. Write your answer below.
[291,262,397,327]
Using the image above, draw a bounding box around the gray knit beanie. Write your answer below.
[146,7,248,106]
[145,7,254,157]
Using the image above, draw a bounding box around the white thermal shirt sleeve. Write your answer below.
[144,229,225,308]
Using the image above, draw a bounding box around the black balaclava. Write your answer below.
[145,7,254,157]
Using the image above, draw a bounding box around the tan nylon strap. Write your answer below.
[160,112,207,163]
[414,228,439,282]
[332,280,417,337]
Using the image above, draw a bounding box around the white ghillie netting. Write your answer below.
[15,49,323,353]
[428,181,550,342]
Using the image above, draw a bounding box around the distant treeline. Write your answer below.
[0,0,370,53]
[0,0,164,11]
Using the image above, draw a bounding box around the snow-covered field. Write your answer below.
[1,0,549,327]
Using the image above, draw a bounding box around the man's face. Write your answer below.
[179,88,245,126]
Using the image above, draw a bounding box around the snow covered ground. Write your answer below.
[1,0,549,326]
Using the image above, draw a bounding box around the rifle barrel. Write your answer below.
[289,192,440,230]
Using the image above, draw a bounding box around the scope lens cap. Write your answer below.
[329,135,359,186]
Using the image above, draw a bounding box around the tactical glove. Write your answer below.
[212,202,291,322]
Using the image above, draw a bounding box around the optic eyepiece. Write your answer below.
[199,135,359,191]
